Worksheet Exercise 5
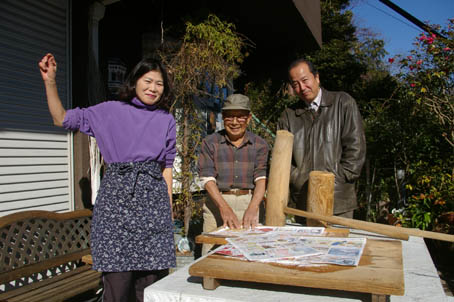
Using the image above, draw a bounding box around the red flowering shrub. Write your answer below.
[391,19,454,232]
[396,19,454,147]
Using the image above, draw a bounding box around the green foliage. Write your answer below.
[354,34,386,69]
[247,113,275,150]
[245,80,299,134]
[358,66,452,223]
[184,15,247,66]
[159,14,248,234]
[166,14,249,98]
[394,162,454,231]
[320,0,356,43]
[364,88,445,170]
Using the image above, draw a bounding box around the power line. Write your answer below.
[364,0,422,33]
[378,0,445,38]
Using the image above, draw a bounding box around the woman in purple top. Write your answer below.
[39,53,176,302]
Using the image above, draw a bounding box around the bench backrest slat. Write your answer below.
[0,210,93,284]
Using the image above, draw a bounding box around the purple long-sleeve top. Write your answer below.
[63,97,176,167]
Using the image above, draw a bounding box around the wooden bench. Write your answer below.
[0,209,102,302]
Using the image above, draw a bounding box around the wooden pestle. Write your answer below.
[265,130,293,226]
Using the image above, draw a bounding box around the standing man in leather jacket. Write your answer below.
[277,58,366,219]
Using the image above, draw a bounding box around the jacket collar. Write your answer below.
[319,87,334,107]
[294,87,331,116]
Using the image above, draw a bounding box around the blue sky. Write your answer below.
[350,0,453,59]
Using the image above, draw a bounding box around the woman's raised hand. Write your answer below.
[38,53,65,126]
[38,53,57,83]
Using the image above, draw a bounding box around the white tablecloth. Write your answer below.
[145,229,454,302]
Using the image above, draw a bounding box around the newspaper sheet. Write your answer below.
[211,227,366,267]
[206,225,325,238]
[226,232,322,261]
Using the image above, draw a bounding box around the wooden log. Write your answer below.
[285,206,454,242]
[306,171,334,226]
[265,130,294,226]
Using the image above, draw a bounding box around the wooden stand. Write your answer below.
[307,171,334,226]
[189,239,404,298]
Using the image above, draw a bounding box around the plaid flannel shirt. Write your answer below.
[198,130,269,191]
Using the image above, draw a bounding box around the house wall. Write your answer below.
[0,0,73,215]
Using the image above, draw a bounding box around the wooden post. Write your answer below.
[265,130,294,226]
[306,171,334,226]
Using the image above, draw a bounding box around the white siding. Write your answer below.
[0,0,72,215]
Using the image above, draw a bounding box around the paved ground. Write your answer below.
[426,238,454,296]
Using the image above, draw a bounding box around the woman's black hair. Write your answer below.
[118,57,173,111]
[288,58,318,79]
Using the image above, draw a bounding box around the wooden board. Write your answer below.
[189,239,404,296]
[195,227,350,245]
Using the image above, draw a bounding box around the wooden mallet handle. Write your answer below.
[284,206,454,242]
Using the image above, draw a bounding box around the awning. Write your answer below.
[293,0,322,48]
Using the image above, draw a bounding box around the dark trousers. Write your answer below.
[102,269,169,302]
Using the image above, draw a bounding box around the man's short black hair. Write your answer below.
[288,58,318,79]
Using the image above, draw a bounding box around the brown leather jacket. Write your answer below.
[277,88,366,214]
